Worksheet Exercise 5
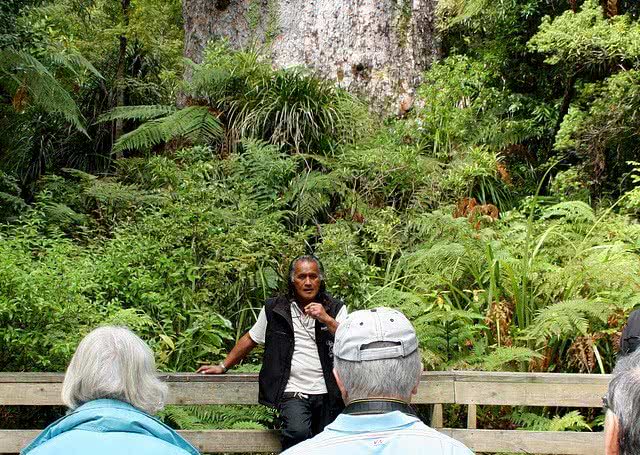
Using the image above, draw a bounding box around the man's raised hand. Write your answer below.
[304,302,328,322]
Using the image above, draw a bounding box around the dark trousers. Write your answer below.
[278,393,338,450]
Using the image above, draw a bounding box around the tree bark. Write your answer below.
[553,73,576,140]
[182,0,441,115]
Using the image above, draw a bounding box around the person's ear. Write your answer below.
[411,363,423,396]
[605,410,620,455]
[333,368,348,404]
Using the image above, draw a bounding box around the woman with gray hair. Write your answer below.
[21,326,199,455]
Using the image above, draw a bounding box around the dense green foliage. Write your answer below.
[3,0,640,434]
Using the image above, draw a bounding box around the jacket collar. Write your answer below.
[343,398,417,417]
[326,409,420,433]
[272,295,293,330]
[21,399,198,455]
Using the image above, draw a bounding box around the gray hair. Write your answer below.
[289,255,325,282]
[334,345,422,401]
[61,326,167,414]
[607,349,640,455]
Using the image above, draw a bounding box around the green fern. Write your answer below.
[285,171,343,224]
[42,202,89,227]
[234,139,296,206]
[160,405,276,430]
[512,410,591,432]
[541,201,596,224]
[0,49,85,131]
[476,347,542,371]
[104,106,223,153]
[159,405,208,430]
[523,299,608,343]
[97,105,177,123]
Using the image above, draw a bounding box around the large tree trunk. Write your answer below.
[182,0,441,115]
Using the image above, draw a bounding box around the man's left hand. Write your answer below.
[304,302,329,323]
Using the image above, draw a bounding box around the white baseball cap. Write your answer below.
[334,307,419,361]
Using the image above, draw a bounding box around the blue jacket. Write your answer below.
[21,399,199,455]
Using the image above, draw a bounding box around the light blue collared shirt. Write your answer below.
[281,410,474,455]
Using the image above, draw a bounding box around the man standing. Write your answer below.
[197,255,347,449]
[282,307,474,455]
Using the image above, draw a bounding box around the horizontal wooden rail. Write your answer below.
[0,371,610,406]
[0,371,610,454]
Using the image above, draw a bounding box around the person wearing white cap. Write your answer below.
[281,307,474,454]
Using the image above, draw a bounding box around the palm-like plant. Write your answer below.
[103,42,367,155]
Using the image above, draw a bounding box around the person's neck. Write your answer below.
[295,295,317,308]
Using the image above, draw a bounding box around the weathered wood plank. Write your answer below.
[0,371,611,384]
[166,381,259,405]
[0,372,610,406]
[0,430,40,453]
[180,430,281,453]
[414,375,455,404]
[0,429,604,454]
[449,371,610,384]
[0,373,455,405]
[454,381,606,407]
[441,429,604,455]
[0,384,63,406]
[0,373,260,383]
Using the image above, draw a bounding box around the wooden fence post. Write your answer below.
[467,404,477,429]
[431,403,443,428]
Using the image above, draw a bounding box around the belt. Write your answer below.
[342,398,417,417]
[282,391,326,400]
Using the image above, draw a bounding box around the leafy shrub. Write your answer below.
[106,42,369,155]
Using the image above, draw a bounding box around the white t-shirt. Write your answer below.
[249,302,348,394]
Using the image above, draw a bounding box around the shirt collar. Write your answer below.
[326,410,420,433]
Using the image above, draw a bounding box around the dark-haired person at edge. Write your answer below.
[197,255,347,449]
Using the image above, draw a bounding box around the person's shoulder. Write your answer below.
[405,421,473,454]
[280,432,334,455]
[25,430,197,455]
[265,294,287,307]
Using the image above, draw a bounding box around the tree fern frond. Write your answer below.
[97,105,177,123]
[61,168,98,182]
[112,106,223,153]
[112,118,169,153]
[524,299,607,343]
[513,410,590,432]
[42,202,89,226]
[159,405,208,430]
[169,106,224,145]
[478,347,542,371]
[541,201,596,224]
[47,48,102,79]
[548,411,591,432]
[285,171,342,224]
[0,50,85,131]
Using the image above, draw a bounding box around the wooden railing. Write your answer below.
[0,371,609,454]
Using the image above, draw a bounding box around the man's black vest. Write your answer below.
[258,293,344,410]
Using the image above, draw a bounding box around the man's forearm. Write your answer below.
[223,333,258,369]
[322,317,339,335]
